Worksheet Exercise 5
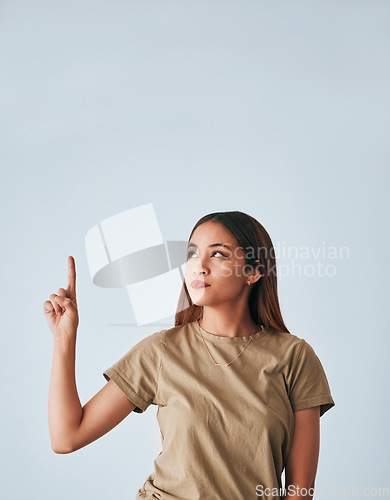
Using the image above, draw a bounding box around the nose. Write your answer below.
[186,252,209,277]
[195,262,208,277]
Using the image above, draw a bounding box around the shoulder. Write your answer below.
[130,324,190,352]
[160,322,191,344]
[124,328,167,356]
[124,324,190,354]
[261,327,306,358]
[259,328,327,371]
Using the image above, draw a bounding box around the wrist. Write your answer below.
[53,333,77,351]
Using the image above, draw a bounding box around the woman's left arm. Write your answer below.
[283,406,320,500]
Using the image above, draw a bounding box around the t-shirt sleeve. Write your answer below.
[102,330,165,414]
[288,340,335,417]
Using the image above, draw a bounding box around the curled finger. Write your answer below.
[49,293,62,315]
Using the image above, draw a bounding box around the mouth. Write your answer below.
[191,280,211,289]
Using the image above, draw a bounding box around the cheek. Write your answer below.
[218,261,241,280]
[214,273,243,294]
[184,260,194,275]
[184,261,197,285]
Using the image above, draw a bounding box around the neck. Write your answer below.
[198,308,259,338]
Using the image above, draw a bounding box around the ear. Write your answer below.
[247,259,263,285]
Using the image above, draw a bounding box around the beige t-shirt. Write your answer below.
[103,321,335,500]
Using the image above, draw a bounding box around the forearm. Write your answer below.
[283,482,315,500]
[48,336,82,453]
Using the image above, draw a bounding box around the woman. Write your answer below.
[44,210,335,500]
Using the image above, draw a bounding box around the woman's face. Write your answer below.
[184,221,256,307]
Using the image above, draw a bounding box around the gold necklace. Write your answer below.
[196,320,260,367]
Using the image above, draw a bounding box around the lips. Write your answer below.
[191,280,211,289]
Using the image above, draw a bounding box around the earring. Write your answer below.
[247,280,251,285]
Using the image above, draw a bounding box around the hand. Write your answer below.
[43,256,79,342]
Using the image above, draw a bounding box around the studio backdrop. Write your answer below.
[1,1,389,499]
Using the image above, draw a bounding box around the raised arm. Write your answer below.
[44,256,136,454]
[67,379,136,453]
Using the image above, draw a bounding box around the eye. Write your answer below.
[186,250,228,260]
[212,251,227,258]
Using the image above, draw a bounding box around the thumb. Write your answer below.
[55,295,76,312]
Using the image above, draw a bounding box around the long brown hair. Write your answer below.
[174,211,290,334]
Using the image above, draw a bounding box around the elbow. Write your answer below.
[51,441,74,454]
[52,446,74,455]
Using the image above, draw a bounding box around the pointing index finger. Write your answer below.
[67,255,76,299]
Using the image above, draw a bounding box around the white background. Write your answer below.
[0,0,388,498]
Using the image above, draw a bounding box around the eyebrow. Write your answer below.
[187,242,232,250]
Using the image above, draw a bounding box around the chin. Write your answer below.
[190,297,206,306]
[189,294,210,306]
